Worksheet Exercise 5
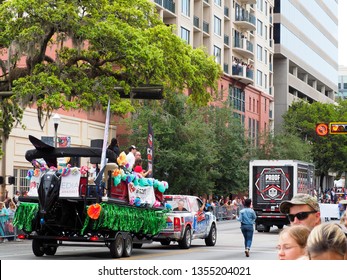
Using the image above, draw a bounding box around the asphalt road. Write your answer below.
[0,219,279,260]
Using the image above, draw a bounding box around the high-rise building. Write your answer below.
[337,65,347,100]
[273,0,338,133]
[152,0,275,144]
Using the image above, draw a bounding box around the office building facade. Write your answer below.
[273,0,338,132]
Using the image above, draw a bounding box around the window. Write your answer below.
[344,83,347,89]
[181,0,190,17]
[257,0,263,12]
[214,16,221,36]
[265,1,268,16]
[214,45,221,64]
[264,49,268,64]
[230,86,245,112]
[257,20,263,36]
[257,45,263,62]
[214,0,221,6]
[13,168,31,195]
[264,74,268,89]
[180,27,190,44]
[265,25,268,40]
[257,70,263,86]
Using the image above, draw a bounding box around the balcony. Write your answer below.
[224,7,229,18]
[239,0,257,4]
[224,34,230,47]
[193,16,200,29]
[154,0,176,14]
[203,21,209,35]
[224,63,229,74]
[231,64,254,84]
[233,37,254,59]
[234,11,256,31]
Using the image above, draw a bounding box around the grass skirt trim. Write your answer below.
[82,203,168,235]
[13,202,39,232]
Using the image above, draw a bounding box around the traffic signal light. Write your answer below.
[329,122,347,134]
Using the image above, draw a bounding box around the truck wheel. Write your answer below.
[205,223,217,246]
[122,234,133,257]
[110,233,124,258]
[44,241,57,255]
[32,239,44,257]
[44,246,57,256]
[264,226,271,232]
[178,227,192,249]
[277,225,284,229]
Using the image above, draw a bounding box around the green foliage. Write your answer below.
[252,132,312,162]
[0,0,221,143]
[126,93,250,196]
[282,100,347,178]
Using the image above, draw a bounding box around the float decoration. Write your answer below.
[13,202,39,232]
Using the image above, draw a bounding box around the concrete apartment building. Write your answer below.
[273,0,338,133]
[151,0,275,143]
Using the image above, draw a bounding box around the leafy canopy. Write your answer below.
[0,0,222,140]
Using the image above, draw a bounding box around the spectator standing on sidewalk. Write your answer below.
[0,202,9,242]
[237,198,257,257]
[306,223,347,260]
[279,193,321,230]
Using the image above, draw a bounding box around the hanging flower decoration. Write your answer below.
[26,170,34,180]
[61,164,71,176]
[33,169,40,177]
[80,166,88,176]
[87,203,102,219]
[117,152,127,166]
[71,167,79,175]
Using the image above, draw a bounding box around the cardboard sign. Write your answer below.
[59,169,81,197]
[128,183,156,207]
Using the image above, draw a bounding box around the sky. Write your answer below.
[339,1,347,66]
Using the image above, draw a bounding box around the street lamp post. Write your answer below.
[52,113,61,148]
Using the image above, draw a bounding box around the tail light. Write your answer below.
[90,235,99,241]
[174,217,181,232]
[17,234,26,239]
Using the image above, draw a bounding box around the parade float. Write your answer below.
[14,135,169,258]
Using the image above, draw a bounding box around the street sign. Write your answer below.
[315,123,328,136]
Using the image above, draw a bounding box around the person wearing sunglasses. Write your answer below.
[279,193,321,229]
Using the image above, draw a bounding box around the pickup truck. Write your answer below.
[151,195,217,249]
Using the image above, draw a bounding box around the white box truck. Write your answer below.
[249,160,316,232]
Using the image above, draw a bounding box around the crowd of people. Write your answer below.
[0,197,17,243]
[275,193,347,260]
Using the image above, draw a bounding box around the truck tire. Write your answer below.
[205,223,217,246]
[44,246,57,256]
[264,226,271,232]
[178,227,192,249]
[110,233,124,258]
[32,239,44,257]
[122,234,133,257]
[43,240,57,255]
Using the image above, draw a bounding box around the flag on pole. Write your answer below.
[95,98,110,186]
[147,121,154,178]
